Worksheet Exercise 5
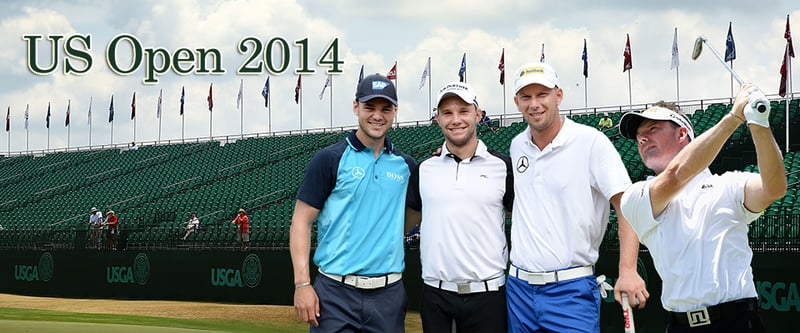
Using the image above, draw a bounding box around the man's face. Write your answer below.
[353,98,396,144]
[437,96,480,149]
[514,84,562,132]
[635,119,685,174]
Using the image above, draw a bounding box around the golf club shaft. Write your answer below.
[701,40,744,84]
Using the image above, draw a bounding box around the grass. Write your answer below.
[0,307,306,333]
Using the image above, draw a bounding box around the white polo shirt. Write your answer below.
[509,118,631,272]
[410,140,514,283]
[621,169,760,312]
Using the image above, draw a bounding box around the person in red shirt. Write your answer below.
[231,208,249,250]
[103,210,119,250]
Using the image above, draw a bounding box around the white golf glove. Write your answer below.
[744,86,770,128]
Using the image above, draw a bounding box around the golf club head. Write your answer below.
[691,35,707,60]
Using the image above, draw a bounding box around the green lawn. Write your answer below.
[0,307,306,333]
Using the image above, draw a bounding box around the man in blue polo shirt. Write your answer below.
[290,73,416,333]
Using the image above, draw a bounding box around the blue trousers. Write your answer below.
[506,274,600,333]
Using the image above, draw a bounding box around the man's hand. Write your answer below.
[742,84,771,128]
[294,284,320,327]
[614,271,649,309]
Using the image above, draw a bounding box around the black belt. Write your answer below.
[670,298,758,328]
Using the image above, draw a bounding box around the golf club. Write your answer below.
[692,35,768,113]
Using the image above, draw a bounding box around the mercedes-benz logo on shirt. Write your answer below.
[516,156,529,173]
[351,167,366,179]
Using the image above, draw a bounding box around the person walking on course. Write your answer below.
[506,62,648,332]
[407,82,514,333]
[619,84,785,332]
[290,74,416,332]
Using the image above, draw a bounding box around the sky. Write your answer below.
[0,0,798,154]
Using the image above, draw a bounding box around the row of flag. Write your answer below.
[5,17,796,133]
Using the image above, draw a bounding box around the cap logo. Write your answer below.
[519,66,545,78]
[372,81,389,90]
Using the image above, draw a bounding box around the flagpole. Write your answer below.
[26,107,29,152]
[181,111,185,142]
[157,89,162,143]
[584,77,588,112]
[627,71,633,111]
[268,91,272,133]
[67,102,71,151]
[395,62,399,126]
[730,61,735,102]
[330,77,334,128]
[787,44,792,153]
[88,97,93,148]
[429,59,433,117]
[300,79,304,130]
[240,79,244,139]
[110,121,114,147]
[676,66,680,104]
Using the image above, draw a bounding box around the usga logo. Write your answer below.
[106,253,150,285]
[211,254,262,288]
[14,252,54,282]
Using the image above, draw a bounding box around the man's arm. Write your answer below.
[649,87,750,217]
[405,208,421,234]
[289,199,321,327]
[612,193,649,308]
[742,124,787,212]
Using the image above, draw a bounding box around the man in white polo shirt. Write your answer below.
[506,62,648,332]
[407,81,514,332]
[619,85,785,332]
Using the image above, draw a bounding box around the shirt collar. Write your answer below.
[346,130,394,154]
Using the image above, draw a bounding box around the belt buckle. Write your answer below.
[355,276,374,289]
[456,283,471,294]
[686,308,711,327]
[525,272,548,285]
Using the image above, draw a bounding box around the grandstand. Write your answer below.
[0,97,798,252]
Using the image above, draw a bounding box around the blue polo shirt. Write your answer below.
[296,130,416,276]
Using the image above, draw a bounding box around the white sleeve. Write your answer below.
[620,180,659,239]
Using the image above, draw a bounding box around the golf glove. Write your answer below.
[744,86,770,128]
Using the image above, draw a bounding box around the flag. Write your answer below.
[786,14,795,58]
[581,40,588,78]
[46,102,51,128]
[419,57,431,90]
[458,53,466,82]
[294,75,302,104]
[387,62,397,80]
[5,106,8,132]
[236,79,243,110]
[540,44,545,63]
[498,49,505,85]
[261,77,270,107]
[725,22,736,62]
[65,99,70,127]
[207,83,213,112]
[130,92,136,120]
[623,34,633,72]
[780,47,789,97]
[24,104,29,130]
[319,74,332,100]
[671,28,680,70]
[180,87,185,115]
[108,96,114,123]
[357,65,364,85]
[87,97,92,125]
[156,89,163,118]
